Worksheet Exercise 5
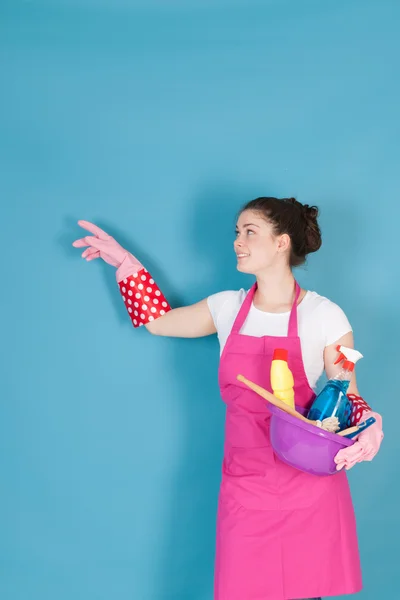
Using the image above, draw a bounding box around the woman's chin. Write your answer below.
[236,261,252,273]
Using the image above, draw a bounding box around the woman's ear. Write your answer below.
[277,233,291,253]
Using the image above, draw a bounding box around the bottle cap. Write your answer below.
[334,345,363,370]
[273,348,288,361]
[343,360,355,372]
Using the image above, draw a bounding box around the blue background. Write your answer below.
[1,0,398,598]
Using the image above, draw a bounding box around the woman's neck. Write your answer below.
[253,268,305,313]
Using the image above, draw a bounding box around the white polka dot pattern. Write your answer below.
[347,394,372,426]
[118,268,171,327]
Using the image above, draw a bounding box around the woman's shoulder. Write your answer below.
[206,288,249,327]
[207,288,248,310]
[303,290,346,313]
[302,290,352,342]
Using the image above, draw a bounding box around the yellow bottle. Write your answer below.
[270,348,295,409]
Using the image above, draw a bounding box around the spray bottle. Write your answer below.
[307,345,363,431]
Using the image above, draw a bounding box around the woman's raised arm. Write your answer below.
[73,220,216,338]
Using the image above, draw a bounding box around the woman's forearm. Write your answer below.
[144,299,217,338]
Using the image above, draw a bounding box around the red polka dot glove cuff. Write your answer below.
[118,268,171,328]
[347,394,372,427]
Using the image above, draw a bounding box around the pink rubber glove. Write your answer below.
[73,220,171,327]
[72,220,143,282]
[334,411,383,471]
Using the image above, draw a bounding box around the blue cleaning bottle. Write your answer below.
[307,346,363,431]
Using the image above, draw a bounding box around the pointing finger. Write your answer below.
[77,220,110,240]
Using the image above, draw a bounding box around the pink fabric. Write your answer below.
[214,282,362,600]
[335,411,383,471]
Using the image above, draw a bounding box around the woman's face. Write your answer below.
[234,209,288,274]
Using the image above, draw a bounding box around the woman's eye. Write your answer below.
[235,229,254,237]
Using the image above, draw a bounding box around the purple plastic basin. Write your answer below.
[269,404,354,476]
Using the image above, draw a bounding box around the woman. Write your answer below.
[73,196,383,600]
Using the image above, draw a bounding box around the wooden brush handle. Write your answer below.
[237,374,314,425]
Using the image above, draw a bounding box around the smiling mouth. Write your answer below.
[236,253,250,259]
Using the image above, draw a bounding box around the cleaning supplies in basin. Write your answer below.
[270,348,295,409]
[237,374,339,432]
[307,345,363,431]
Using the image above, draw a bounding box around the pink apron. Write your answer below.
[214,282,362,600]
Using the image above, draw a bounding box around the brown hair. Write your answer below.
[240,196,322,267]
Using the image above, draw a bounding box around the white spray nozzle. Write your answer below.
[334,345,363,367]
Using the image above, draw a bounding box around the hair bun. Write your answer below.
[282,197,322,254]
[302,204,321,253]
[303,204,319,220]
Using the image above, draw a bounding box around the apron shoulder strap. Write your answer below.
[287,281,301,337]
[231,283,257,333]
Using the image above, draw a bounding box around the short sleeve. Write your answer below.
[207,290,239,330]
[322,301,353,347]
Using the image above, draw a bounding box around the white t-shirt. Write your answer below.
[207,289,352,391]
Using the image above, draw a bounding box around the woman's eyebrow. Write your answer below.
[235,223,260,229]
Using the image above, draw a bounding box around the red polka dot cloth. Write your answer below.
[118,268,171,327]
[347,394,372,427]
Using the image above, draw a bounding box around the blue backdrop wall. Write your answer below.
[1,0,398,598]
